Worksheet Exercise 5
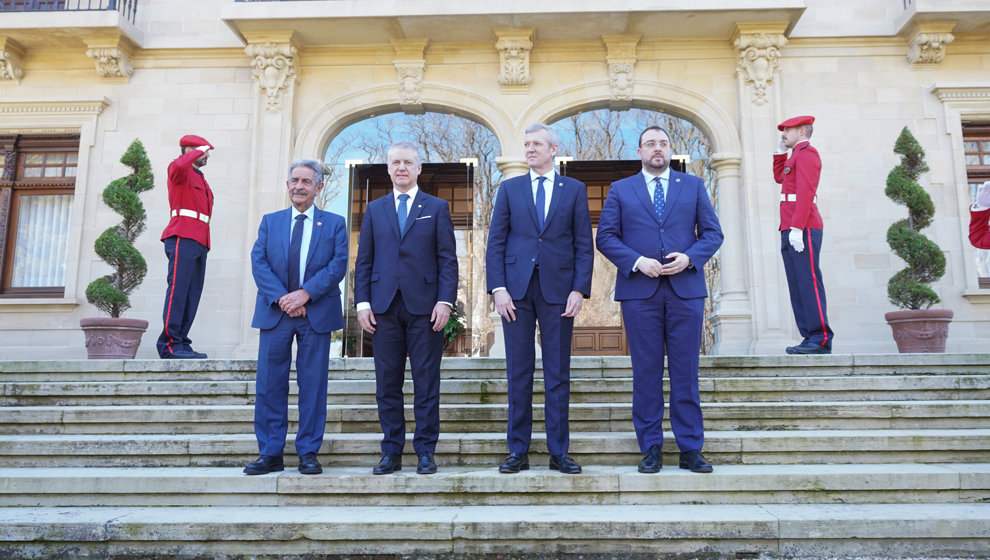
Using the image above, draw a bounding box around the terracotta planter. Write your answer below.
[80,317,150,359]
[884,309,953,353]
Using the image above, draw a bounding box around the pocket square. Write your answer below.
[416,215,432,220]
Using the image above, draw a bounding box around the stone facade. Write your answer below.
[0,0,988,359]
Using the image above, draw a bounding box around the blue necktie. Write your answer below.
[287,214,306,292]
[653,177,665,220]
[397,193,410,235]
[536,176,546,230]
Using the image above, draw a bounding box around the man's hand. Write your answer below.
[977,181,990,209]
[357,308,377,334]
[561,290,584,318]
[659,252,690,275]
[278,289,310,315]
[431,303,451,332]
[776,138,788,154]
[636,258,664,278]
[287,306,307,318]
[493,290,516,323]
[789,228,805,252]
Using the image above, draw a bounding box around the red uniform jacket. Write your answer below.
[160,149,214,249]
[773,140,823,231]
[970,207,990,250]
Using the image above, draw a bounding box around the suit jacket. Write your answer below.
[161,149,214,248]
[773,141,823,231]
[354,191,458,315]
[596,170,723,300]
[485,173,594,304]
[971,207,990,250]
[251,207,348,334]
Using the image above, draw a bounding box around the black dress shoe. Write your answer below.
[186,349,208,359]
[298,452,322,475]
[789,342,831,355]
[373,453,402,475]
[549,454,582,474]
[638,444,662,473]
[679,449,713,473]
[498,452,529,474]
[243,455,284,475]
[163,349,203,360]
[416,451,437,475]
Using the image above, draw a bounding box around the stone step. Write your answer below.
[2,353,988,382]
[2,400,988,435]
[1,503,988,558]
[1,464,988,507]
[2,429,989,467]
[4,373,988,406]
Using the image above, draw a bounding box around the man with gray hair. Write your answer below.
[244,158,349,476]
[486,123,594,474]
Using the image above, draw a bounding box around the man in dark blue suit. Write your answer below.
[244,159,349,476]
[486,123,594,475]
[354,142,458,475]
[596,126,723,474]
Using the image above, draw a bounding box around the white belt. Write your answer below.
[171,208,211,224]
[780,194,816,203]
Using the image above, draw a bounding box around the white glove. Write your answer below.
[788,227,805,252]
[976,181,990,210]
[196,145,212,153]
[775,138,788,154]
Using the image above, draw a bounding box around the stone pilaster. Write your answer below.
[391,39,429,113]
[602,35,640,111]
[906,22,955,64]
[495,28,533,93]
[0,38,25,83]
[732,25,787,107]
[245,40,298,113]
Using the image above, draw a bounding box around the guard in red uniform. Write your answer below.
[773,116,833,355]
[969,181,990,250]
[157,134,214,359]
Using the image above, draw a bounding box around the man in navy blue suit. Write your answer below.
[596,126,723,474]
[354,142,458,475]
[486,123,594,475]
[244,159,349,476]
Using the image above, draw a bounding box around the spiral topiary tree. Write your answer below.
[884,127,945,310]
[85,139,154,318]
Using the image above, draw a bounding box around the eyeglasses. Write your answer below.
[641,141,670,150]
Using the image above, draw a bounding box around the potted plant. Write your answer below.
[883,127,952,353]
[442,302,466,354]
[80,139,154,359]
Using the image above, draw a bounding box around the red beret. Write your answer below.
[777,116,815,131]
[179,135,214,149]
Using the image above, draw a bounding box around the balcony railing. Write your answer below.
[0,0,137,24]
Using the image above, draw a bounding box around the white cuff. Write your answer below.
[356,302,371,311]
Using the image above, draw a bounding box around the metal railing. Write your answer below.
[0,0,138,24]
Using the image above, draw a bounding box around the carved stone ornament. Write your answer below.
[85,48,134,79]
[395,62,425,107]
[245,42,298,113]
[608,61,635,102]
[602,35,639,107]
[495,29,533,89]
[908,32,954,64]
[733,33,787,106]
[0,40,25,82]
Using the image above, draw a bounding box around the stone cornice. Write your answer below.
[930,84,990,103]
[0,99,110,116]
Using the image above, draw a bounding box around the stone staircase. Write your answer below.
[0,354,989,558]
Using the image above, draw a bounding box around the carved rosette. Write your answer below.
[245,42,298,113]
[907,32,954,64]
[395,62,425,107]
[0,39,25,82]
[85,48,134,79]
[733,33,787,106]
[495,29,533,91]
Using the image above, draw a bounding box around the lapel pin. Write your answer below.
[316,222,322,226]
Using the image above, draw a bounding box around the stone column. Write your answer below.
[729,23,789,354]
[233,32,300,358]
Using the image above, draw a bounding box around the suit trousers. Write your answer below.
[373,291,443,456]
[780,228,833,348]
[254,314,331,457]
[622,276,705,453]
[502,269,574,456]
[157,236,208,357]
